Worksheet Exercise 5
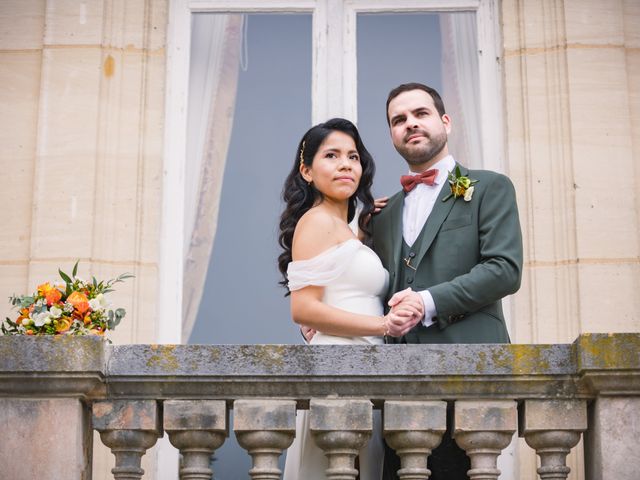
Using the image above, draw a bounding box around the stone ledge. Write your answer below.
[1,334,639,399]
[107,343,575,376]
[0,335,106,372]
[0,336,106,397]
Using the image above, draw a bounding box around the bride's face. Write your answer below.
[301,131,362,202]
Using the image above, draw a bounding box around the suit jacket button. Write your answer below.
[407,278,413,284]
[409,252,416,258]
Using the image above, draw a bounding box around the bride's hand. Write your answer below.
[383,309,420,337]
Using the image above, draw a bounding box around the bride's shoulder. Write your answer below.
[292,209,350,261]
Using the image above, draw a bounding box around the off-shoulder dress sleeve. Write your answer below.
[287,239,361,291]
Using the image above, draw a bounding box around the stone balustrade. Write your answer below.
[1,333,639,479]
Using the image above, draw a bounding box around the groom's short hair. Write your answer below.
[386,83,446,124]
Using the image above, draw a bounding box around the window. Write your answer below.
[160,0,505,342]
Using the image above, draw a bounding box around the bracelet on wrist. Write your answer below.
[381,315,390,336]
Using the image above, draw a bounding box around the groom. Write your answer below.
[371,83,523,479]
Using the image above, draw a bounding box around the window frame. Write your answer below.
[159,0,504,342]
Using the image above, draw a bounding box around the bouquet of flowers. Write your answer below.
[2,262,133,336]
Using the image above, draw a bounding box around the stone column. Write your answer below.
[453,400,517,480]
[310,398,373,480]
[584,396,640,480]
[383,400,447,480]
[234,399,296,480]
[521,399,586,480]
[93,400,162,480]
[0,398,93,479]
[164,400,228,480]
[0,336,105,480]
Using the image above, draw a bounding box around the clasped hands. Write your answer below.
[301,288,424,342]
[383,287,424,337]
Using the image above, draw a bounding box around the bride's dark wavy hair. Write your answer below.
[278,118,376,293]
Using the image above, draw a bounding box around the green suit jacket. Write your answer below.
[371,166,523,344]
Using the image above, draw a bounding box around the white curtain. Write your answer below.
[440,12,483,169]
[183,14,244,341]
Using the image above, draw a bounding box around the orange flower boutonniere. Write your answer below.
[442,166,478,202]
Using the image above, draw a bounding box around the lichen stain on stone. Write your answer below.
[578,333,640,369]
[475,351,487,372]
[146,344,179,371]
[103,54,115,78]
[242,345,286,372]
[208,348,221,363]
[492,345,551,374]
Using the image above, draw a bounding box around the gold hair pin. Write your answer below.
[299,140,306,166]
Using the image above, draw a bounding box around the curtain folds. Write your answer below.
[440,12,483,169]
[183,14,243,342]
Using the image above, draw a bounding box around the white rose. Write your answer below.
[463,185,475,202]
[89,298,102,311]
[97,293,109,308]
[33,311,52,327]
[50,306,62,318]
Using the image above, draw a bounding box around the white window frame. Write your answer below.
[158,0,505,343]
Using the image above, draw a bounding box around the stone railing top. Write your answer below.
[0,333,638,400]
[0,335,105,397]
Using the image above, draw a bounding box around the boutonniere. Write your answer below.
[442,166,478,202]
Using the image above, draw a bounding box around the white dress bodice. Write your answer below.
[287,238,388,345]
[284,238,388,480]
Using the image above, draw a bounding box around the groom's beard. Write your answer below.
[396,129,448,167]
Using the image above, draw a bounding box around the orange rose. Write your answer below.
[45,289,62,306]
[26,330,34,335]
[451,184,466,197]
[83,313,92,325]
[38,282,63,306]
[16,308,30,325]
[67,291,90,314]
[55,318,71,333]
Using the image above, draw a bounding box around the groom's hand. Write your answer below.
[301,326,316,343]
[388,288,425,321]
[373,196,389,213]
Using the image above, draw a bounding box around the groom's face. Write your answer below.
[387,89,451,170]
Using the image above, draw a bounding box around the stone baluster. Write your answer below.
[310,398,372,480]
[92,400,161,480]
[521,399,587,480]
[164,400,228,480]
[383,400,447,480]
[234,399,296,480]
[453,400,517,480]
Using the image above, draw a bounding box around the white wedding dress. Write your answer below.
[283,238,388,480]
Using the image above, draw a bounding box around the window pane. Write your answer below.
[188,14,312,347]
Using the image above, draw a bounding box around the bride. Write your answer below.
[277,118,422,479]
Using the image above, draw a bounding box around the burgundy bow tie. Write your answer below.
[400,169,439,192]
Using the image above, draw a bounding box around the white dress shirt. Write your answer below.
[402,155,456,327]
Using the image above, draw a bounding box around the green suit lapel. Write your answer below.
[412,165,463,267]
[381,192,404,295]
